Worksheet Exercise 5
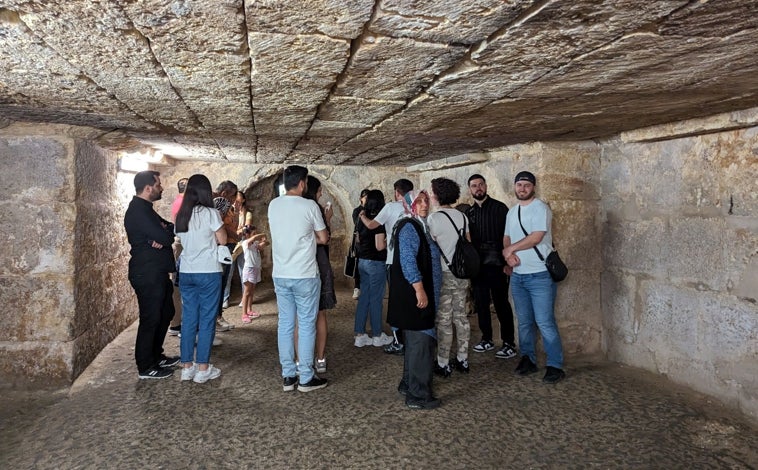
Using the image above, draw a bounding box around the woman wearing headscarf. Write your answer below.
[387,190,442,410]
[175,174,227,383]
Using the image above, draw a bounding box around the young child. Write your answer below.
[240,225,267,323]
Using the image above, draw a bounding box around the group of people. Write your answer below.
[123,165,566,408]
[124,172,266,383]
[350,171,566,409]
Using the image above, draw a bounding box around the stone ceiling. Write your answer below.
[1,0,757,166]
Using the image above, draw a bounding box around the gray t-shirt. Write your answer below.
[428,207,469,273]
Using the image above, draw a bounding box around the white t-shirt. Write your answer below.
[504,199,554,274]
[373,200,406,265]
[176,206,223,273]
[268,195,326,279]
[428,208,469,273]
[241,238,261,270]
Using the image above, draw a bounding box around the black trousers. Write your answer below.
[386,264,402,344]
[217,243,236,317]
[129,271,175,373]
[472,265,514,344]
[400,330,436,402]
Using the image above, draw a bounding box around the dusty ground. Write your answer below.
[1,283,756,469]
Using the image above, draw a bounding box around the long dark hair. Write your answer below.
[364,189,385,219]
[175,174,214,233]
[303,175,329,231]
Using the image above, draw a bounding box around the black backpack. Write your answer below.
[437,211,480,279]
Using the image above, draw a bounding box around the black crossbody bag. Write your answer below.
[517,206,568,282]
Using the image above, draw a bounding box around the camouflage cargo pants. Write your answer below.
[436,271,471,365]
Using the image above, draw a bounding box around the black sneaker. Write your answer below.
[158,355,180,368]
[433,363,452,378]
[397,381,409,396]
[514,356,538,376]
[495,343,517,359]
[298,376,328,392]
[451,357,470,373]
[543,366,566,384]
[384,340,405,355]
[168,325,181,336]
[138,367,174,380]
[406,397,441,410]
[283,376,297,392]
[472,340,495,353]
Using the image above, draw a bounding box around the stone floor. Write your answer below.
[1,284,756,469]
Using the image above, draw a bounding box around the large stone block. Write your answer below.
[601,269,639,350]
[0,201,76,277]
[0,275,75,342]
[0,136,73,203]
[0,341,73,388]
[603,219,668,275]
[555,270,602,354]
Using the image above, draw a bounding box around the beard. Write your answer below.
[150,189,163,202]
[471,191,487,201]
[515,189,535,201]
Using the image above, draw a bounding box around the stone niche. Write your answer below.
[0,124,136,388]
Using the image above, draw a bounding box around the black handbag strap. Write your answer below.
[435,210,466,265]
[517,206,546,261]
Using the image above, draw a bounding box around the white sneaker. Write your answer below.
[352,288,360,299]
[238,302,243,307]
[181,363,197,381]
[354,334,372,347]
[222,300,229,309]
[193,365,221,383]
[372,332,394,347]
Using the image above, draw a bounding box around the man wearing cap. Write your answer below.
[503,171,566,384]
[465,174,517,359]
[124,170,179,379]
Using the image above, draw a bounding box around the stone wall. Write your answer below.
[600,126,758,420]
[418,143,604,356]
[0,124,135,388]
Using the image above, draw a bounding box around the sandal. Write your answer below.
[241,313,252,324]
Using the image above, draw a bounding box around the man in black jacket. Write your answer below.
[466,174,517,359]
[124,171,179,379]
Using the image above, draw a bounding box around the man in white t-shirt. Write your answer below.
[503,171,565,384]
[357,178,414,353]
[268,165,330,393]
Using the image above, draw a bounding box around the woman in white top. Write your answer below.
[175,174,227,384]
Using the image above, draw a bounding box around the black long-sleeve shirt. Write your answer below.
[124,196,176,275]
[466,196,509,261]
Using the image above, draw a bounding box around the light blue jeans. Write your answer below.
[354,258,387,336]
[510,270,564,369]
[274,277,321,384]
[179,272,221,364]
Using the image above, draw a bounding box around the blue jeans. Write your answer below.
[179,272,221,365]
[274,277,321,383]
[354,258,387,336]
[511,270,563,369]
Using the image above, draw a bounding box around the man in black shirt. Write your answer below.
[466,174,517,359]
[124,171,179,379]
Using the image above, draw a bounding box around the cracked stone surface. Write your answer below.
[1,285,756,468]
[1,0,758,164]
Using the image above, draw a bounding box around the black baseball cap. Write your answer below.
[514,171,536,185]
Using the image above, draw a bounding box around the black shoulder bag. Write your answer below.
[517,206,568,282]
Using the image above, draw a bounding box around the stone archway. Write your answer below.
[240,171,352,288]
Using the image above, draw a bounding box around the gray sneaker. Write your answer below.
[217,316,234,332]
[315,357,327,374]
